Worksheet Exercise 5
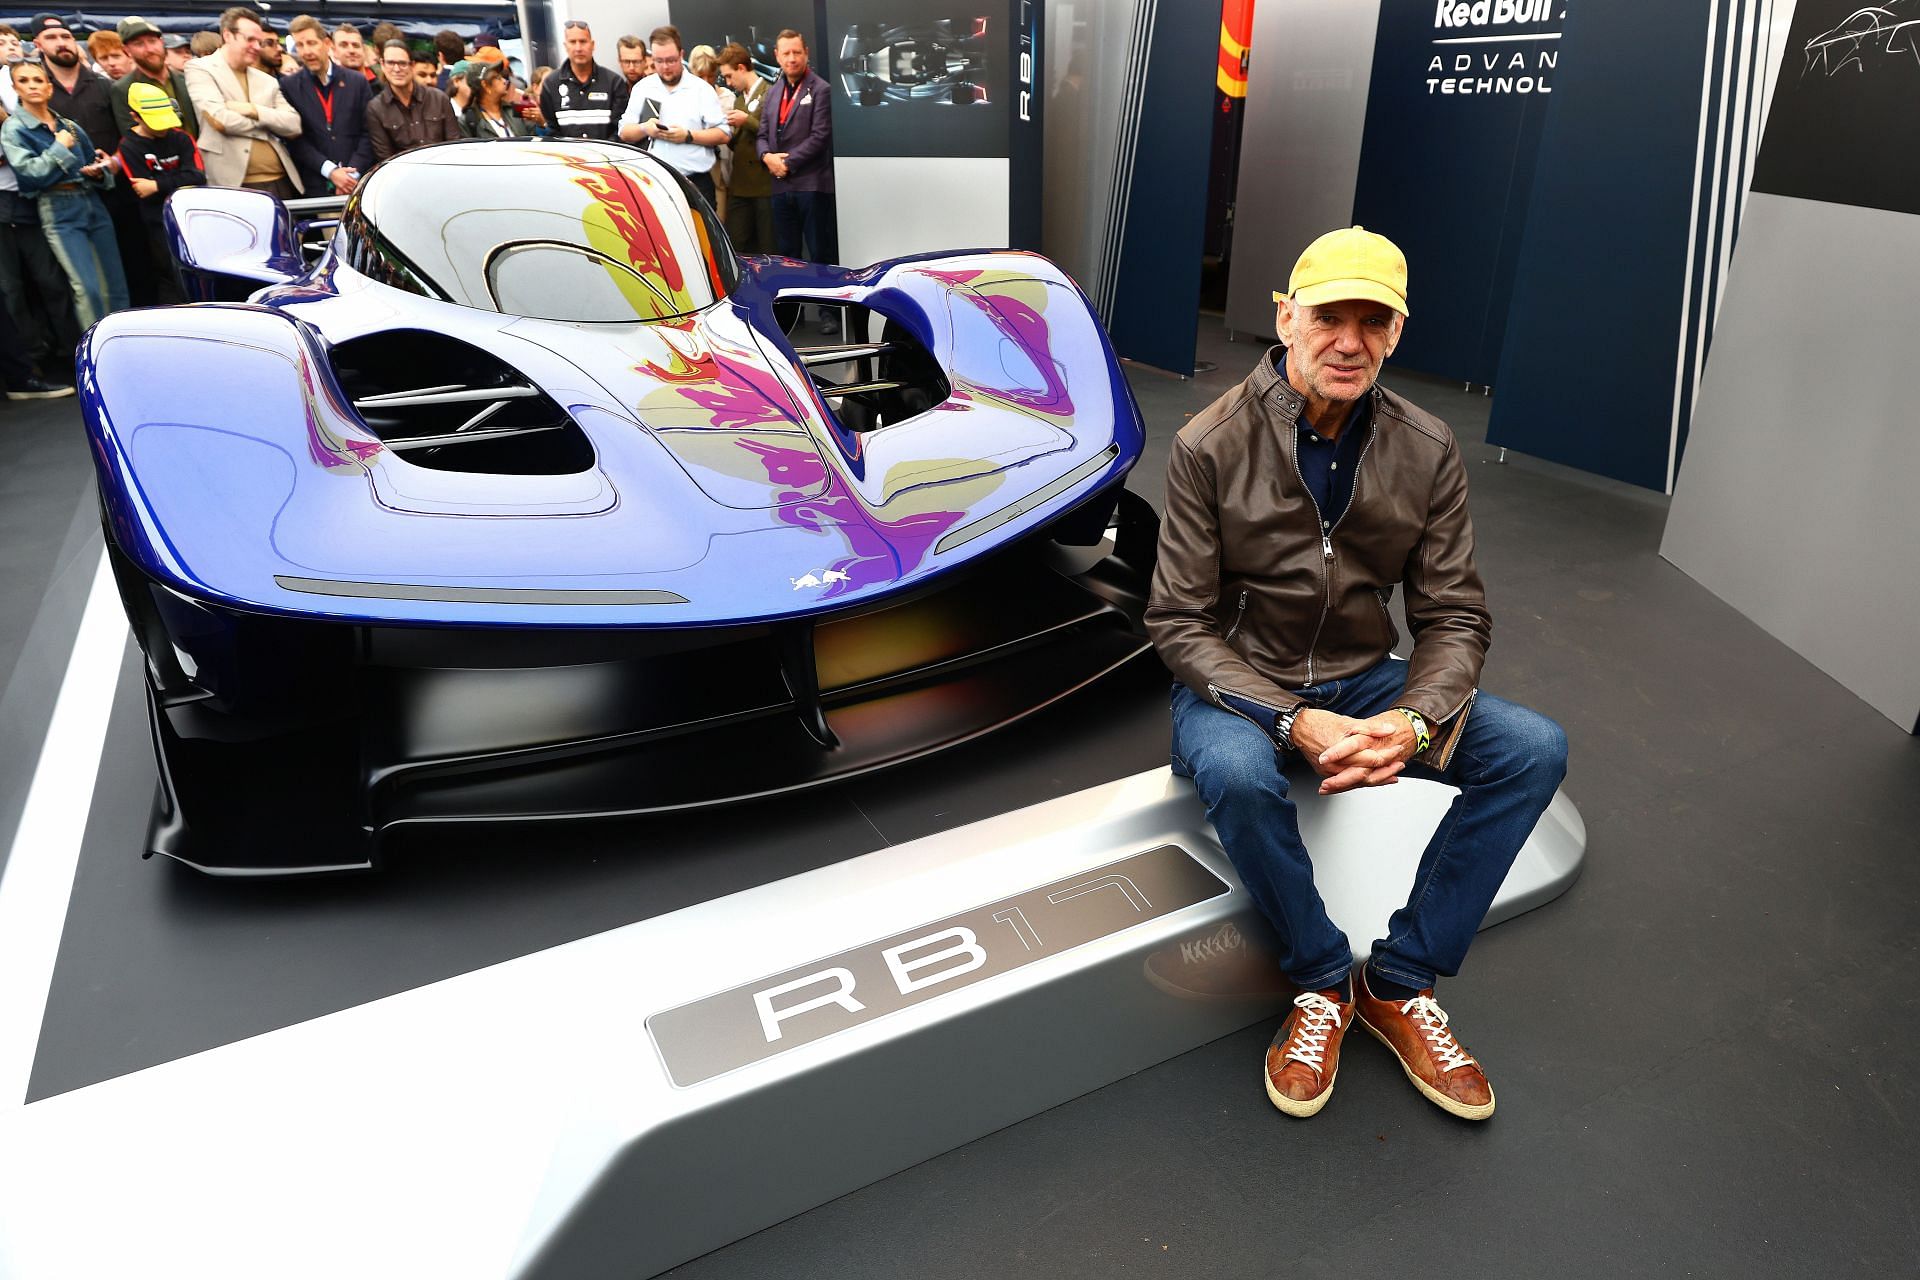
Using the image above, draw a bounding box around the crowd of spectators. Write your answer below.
[0,11,840,400]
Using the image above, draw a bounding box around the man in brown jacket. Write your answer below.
[1147,227,1567,1123]
[364,38,459,161]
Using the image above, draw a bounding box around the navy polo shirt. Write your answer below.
[1279,349,1368,532]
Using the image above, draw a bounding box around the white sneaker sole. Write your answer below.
[1357,1015,1496,1121]
[1265,1065,1336,1118]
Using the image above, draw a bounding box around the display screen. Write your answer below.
[1752,0,1920,216]
[827,0,1010,157]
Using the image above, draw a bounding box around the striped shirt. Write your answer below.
[538,63,629,141]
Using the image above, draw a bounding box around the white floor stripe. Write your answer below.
[0,549,126,1108]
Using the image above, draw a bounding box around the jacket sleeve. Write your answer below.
[347,80,374,170]
[110,78,136,141]
[1394,434,1491,727]
[433,93,462,143]
[254,73,302,138]
[154,138,207,196]
[365,99,396,162]
[186,61,249,137]
[755,85,775,158]
[73,123,114,190]
[173,73,201,139]
[1145,434,1305,727]
[281,80,328,180]
[702,81,733,136]
[537,75,559,131]
[783,83,829,172]
[1,120,84,186]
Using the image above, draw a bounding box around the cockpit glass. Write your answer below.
[344,142,738,322]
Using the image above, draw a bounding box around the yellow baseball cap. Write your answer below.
[127,81,183,131]
[1280,225,1410,316]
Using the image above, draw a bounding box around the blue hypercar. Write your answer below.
[83,139,1155,875]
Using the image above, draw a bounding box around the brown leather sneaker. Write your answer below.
[1354,970,1495,1120]
[1263,989,1355,1117]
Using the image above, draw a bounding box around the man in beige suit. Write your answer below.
[184,6,302,197]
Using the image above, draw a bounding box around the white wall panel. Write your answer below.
[836,157,1010,266]
[1661,192,1920,731]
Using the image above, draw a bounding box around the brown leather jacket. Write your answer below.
[1146,349,1490,766]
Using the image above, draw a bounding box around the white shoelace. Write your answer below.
[1283,991,1345,1070]
[1399,994,1475,1073]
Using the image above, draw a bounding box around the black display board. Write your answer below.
[824,1,1010,158]
[1751,0,1920,216]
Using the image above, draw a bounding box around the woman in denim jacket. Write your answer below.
[1,59,127,327]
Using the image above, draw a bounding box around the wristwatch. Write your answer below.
[1273,703,1303,751]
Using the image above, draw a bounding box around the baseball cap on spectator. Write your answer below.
[162,32,189,49]
[118,16,162,42]
[469,44,505,65]
[127,79,182,130]
[29,13,71,38]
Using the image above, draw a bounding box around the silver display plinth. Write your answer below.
[0,768,1584,1278]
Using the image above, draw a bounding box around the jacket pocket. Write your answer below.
[1375,588,1400,653]
[1223,589,1249,644]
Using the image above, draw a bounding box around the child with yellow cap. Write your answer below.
[115,79,205,303]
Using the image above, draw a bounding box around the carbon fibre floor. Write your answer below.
[1,316,1915,1277]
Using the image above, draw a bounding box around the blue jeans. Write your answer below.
[1170,658,1567,992]
[38,187,128,330]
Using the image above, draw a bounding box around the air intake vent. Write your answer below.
[785,304,951,433]
[329,330,594,475]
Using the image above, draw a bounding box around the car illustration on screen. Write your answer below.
[837,18,990,106]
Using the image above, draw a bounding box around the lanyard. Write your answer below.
[315,81,334,128]
[778,78,799,127]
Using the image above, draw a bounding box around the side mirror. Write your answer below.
[163,186,309,302]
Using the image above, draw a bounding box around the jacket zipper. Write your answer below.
[1206,683,1298,737]
[1224,590,1249,643]
[1430,687,1478,769]
[1288,406,1378,685]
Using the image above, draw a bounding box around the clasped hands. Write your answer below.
[1289,708,1418,796]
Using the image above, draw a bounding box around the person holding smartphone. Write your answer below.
[616,25,730,205]
[0,58,126,327]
